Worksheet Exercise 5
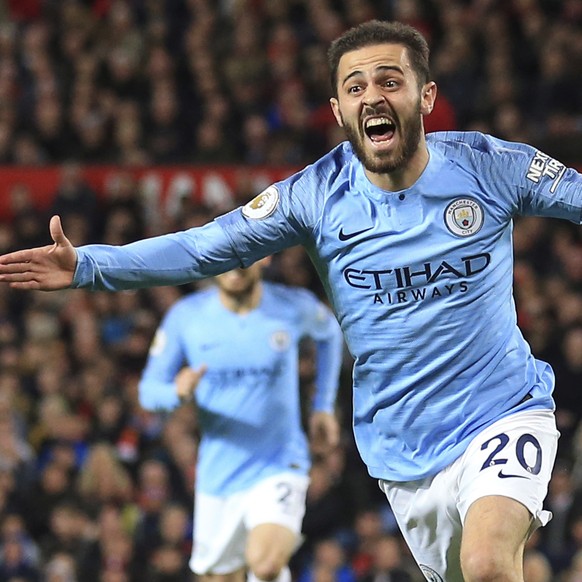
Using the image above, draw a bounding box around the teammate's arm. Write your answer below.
[301,294,344,454]
[139,307,190,411]
[175,365,208,404]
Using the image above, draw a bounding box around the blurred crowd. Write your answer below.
[0,0,580,167]
[0,0,581,581]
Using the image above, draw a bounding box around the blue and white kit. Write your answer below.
[138,282,343,495]
[74,132,582,483]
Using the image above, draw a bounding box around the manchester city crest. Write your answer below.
[270,330,290,351]
[444,197,484,237]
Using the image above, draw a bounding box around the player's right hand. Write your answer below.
[175,365,208,402]
[0,215,77,291]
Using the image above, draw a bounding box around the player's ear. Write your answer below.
[330,98,344,127]
[420,82,437,116]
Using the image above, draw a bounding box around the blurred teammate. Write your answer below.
[1,19,581,582]
[138,259,343,582]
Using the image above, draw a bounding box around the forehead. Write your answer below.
[337,43,412,79]
[217,264,260,279]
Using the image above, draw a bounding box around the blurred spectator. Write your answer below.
[564,550,582,582]
[145,87,188,163]
[523,548,553,582]
[359,534,414,582]
[539,460,582,574]
[350,509,386,579]
[38,500,90,565]
[145,543,191,582]
[157,503,191,554]
[0,513,40,569]
[553,326,582,451]
[29,98,74,162]
[74,501,138,580]
[191,117,238,164]
[297,537,357,582]
[300,456,354,556]
[0,408,36,492]
[76,443,134,515]
[25,461,75,541]
[43,551,78,582]
[78,528,138,582]
[0,532,40,581]
[9,183,47,247]
[132,458,173,557]
[48,162,99,240]
[149,412,197,508]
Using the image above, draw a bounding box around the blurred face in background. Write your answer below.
[214,258,270,302]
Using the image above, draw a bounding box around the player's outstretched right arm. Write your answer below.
[0,215,77,291]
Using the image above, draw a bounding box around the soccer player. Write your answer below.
[138,258,344,582]
[1,19,581,582]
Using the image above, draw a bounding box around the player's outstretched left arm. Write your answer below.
[0,215,76,291]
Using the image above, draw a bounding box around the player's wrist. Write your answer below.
[177,390,194,405]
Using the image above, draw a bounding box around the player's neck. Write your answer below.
[364,140,430,192]
[219,282,263,314]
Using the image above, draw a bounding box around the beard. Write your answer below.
[342,100,423,175]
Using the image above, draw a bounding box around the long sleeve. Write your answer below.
[299,291,344,413]
[73,221,243,291]
[138,308,186,411]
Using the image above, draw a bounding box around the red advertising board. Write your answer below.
[2,162,580,221]
[0,165,299,220]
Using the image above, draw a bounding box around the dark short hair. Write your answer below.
[327,20,430,97]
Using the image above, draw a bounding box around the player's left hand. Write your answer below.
[309,411,340,455]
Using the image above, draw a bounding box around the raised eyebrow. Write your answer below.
[341,65,404,87]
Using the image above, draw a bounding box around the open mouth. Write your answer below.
[364,117,396,144]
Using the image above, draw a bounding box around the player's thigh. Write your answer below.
[460,495,531,579]
[244,472,309,567]
[190,490,247,576]
[458,409,559,579]
[381,474,465,582]
[246,523,298,569]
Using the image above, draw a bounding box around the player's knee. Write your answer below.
[461,547,513,582]
[248,559,282,582]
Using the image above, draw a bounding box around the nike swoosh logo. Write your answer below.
[200,343,218,351]
[338,227,373,241]
[498,470,529,479]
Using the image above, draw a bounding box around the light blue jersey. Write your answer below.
[138,282,343,495]
[74,132,582,482]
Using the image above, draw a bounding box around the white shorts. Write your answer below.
[379,409,559,582]
[190,472,309,575]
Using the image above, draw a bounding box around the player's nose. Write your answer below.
[362,84,387,107]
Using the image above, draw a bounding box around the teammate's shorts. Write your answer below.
[190,472,309,575]
[379,409,559,582]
